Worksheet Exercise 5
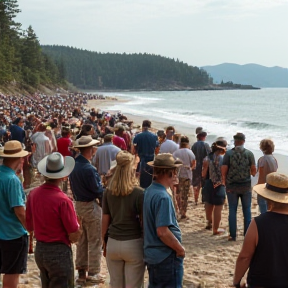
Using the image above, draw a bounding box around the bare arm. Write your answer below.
[157,226,185,258]
[233,219,258,285]
[202,159,209,179]
[221,165,228,186]
[102,214,111,242]
[68,228,81,243]
[14,206,26,230]
[250,165,257,177]
[191,159,196,170]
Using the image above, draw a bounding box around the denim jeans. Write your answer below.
[257,194,267,214]
[35,241,74,288]
[227,190,252,239]
[147,252,183,288]
[139,157,153,189]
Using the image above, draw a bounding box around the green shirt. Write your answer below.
[102,186,144,241]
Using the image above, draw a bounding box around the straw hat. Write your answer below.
[147,153,183,168]
[215,137,227,149]
[115,150,134,167]
[38,152,75,179]
[0,141,29,158]
[253,172,288,203]
[73,136,99,148]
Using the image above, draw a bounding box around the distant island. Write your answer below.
[203,63,288,88]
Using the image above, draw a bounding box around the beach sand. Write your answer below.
[8,97,287,288]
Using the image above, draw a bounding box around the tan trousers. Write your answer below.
[75,200,102,274]
[106,237,145,288]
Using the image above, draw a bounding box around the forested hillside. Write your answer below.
[0,0,65,90]
[42,45,213,90]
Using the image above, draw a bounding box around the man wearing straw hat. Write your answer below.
[144,153,185,288]
[0,141,29,288]
[26,152,80,288]
[69,136,104,285]
[233,172,288,288]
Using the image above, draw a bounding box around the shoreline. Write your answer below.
[87,98,288,176]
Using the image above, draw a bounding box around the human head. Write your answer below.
[254,172,288,210]
[197,130,207,141]
[142,120,151,131]
[148,153,182,187]
[107,151,138,196]
[14,117,24,127]
[114,125,125,136]
[80,124,94,136]
[104,134,113,143]
[61,127,71,138]
[166,126,175,140]
[74,135,99,160]
[180,136,189,148]
[0,140,29,170]
[211,137,227,154]
[37,152,75,180]
[173,133,181,144]
[90,111,97,120]
[259,139,274,155]
[233,132,245,146]
[38,123,47,132]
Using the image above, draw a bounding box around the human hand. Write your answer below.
[176,246,185,258]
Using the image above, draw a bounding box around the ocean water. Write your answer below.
[91,88,288,156]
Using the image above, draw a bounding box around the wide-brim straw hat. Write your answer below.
[0,140,29,158]
[115,150,134,167]
[73,135,99,148]
[148,153,183,168]
[38,152,75,179]
[253,172,288,203]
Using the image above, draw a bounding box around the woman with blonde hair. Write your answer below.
[102,150,145,288]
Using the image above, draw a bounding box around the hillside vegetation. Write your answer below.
[42,45,213,90]
[0,0,66,92]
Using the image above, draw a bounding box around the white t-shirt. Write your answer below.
[160,139,179,154]
[173,148,195,180]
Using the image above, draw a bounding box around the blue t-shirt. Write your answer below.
[143,182,182,264]
[10,124,25,143]
[0,165,27,240]
[133,130,158,159]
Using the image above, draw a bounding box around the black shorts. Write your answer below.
[0,234,28,274]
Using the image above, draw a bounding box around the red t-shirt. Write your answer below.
[113,135,127,150]
[26,183,79,246]
[57,137,72,157]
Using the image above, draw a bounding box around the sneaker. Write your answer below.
[86,273,105,283]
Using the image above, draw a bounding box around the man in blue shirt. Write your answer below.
[144,153,185,288]
[133,120,158,188]
[0,140,29,288]
[9,117,26,143]
[69,136,104,285]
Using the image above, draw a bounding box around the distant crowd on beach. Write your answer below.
[1,90,288,288]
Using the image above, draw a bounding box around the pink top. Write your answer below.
[26,183,79,246]
[113,135,127,150]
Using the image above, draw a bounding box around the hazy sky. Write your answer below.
[16,0,288,68]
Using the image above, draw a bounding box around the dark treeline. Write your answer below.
[0,0,65,89]
[42,45,213,90]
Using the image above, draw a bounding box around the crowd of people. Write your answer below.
[0,90,288,288]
